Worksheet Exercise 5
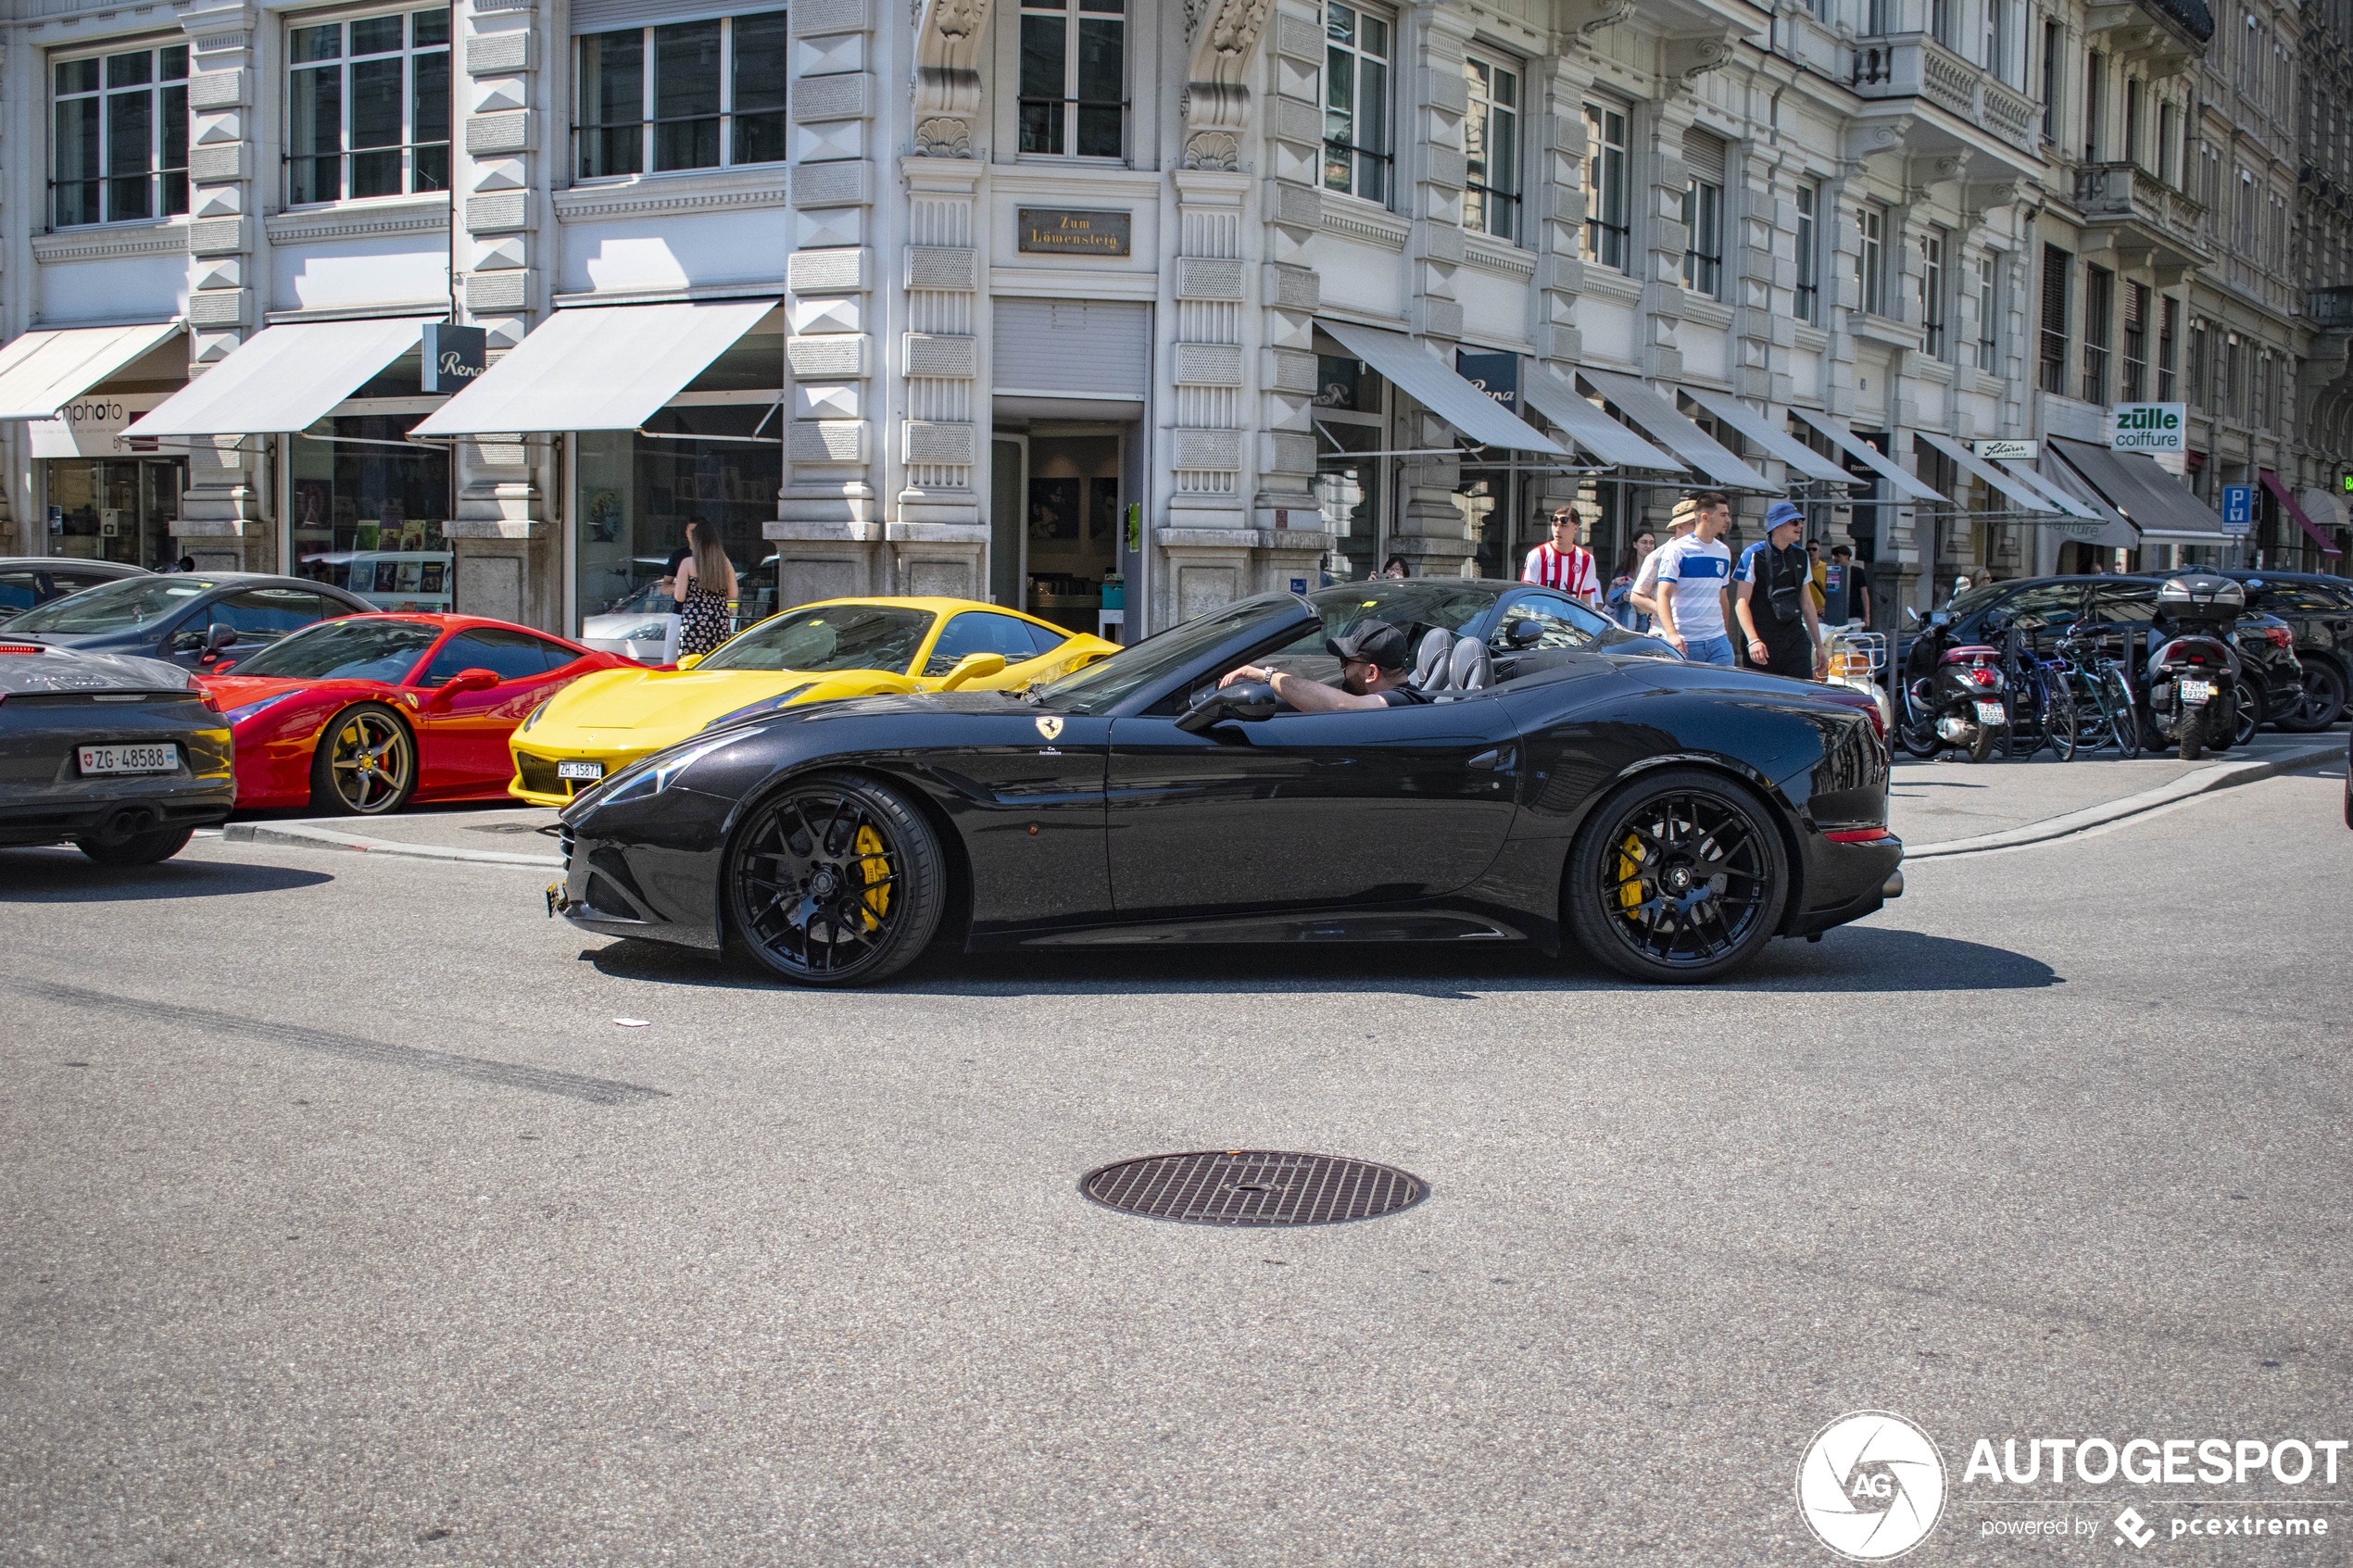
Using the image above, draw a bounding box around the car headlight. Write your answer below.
[520,699,550,733]
[594,734,737,806]
[701,682,814,732]
[222,692,295,725]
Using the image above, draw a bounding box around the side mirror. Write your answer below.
[205,621,238,652]
[1902,606,1922,627]
[675,654,703,671]
[431,667,501,706]
[938,651,1008,691]
[1504,618,1542,648]
[1176,681,1277,734]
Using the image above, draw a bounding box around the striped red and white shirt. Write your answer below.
[1522,542,1599,605]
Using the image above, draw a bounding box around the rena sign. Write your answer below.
[422,322,486,395]
[2111,402,2186,454]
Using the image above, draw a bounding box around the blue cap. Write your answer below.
[1765,501,1806,533]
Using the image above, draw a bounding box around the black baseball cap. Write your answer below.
[1327,619,1409,670]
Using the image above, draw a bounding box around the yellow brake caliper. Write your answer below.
[854,825,892,929]
[1617,833,1645,916]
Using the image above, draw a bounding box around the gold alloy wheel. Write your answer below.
[327,709,414,813]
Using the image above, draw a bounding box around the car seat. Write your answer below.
[1440,634,1491,700]
[1412,627,1454,693]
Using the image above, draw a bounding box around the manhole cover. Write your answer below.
[1081,1150,1428,1227]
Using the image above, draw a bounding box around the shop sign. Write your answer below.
[1016,208,1132,257]
[27,394,168,458]
[2111,401,2185,453]
[422,323,487,394]
[1974,438,2037,460]
[1455,351,1522,416]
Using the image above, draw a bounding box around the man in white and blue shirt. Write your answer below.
[1652,491,1737,665]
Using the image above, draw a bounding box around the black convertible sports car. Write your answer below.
[552,579,1903,985]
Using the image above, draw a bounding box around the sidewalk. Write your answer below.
[1891,729,2346,856]
[217,803,562,868]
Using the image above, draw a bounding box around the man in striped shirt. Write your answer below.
[1522,507,1600,608]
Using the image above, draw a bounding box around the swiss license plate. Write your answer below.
[2178,679,2213,704]
[78,743,177,776]
[1974,700,2007,724]
[558,759,605,781]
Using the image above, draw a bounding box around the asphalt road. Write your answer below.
[3,764,2348,1566]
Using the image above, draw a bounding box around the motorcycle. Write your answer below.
[2143,572,2246,761]
[1896,609,2008,763]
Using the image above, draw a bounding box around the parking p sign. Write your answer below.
[2221,483,2254,533]
[2111,402,2185,454]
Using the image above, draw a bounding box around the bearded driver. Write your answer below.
[1220,619,1430,711]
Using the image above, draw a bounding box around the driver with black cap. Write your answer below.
[1219,619,1429,712]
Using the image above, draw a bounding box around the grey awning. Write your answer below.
[2049,437,2233,541]
[1519,370,1683,471]
[1677,387,1854,484]
[2020,459,2140,548]
[1910,431,2056,514]
[1790,410,1945,501]
[1318,321,1566,455]
[1994,459,2105,521]
[1578,370,1776,490]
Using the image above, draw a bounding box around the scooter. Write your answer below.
[2144,573,2246,761]
[1895,586,2007,762]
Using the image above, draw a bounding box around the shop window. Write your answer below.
[290,416,455,610]
[1582,103,1629,272]
[286,7,450,205]
[44,458,184,570]
[1462,57,1519,244]
[1019,0,1125,158]
[575,412,783,640]
[1794,182,1819,323]
[574,9,788,179]
[1313,344,1384,575]
[52,43,189,228]
[925,611,1048,674]
[1323,2,1391,204]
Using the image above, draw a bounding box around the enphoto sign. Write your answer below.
[1017,208,1132,257]
[2112,402,2186,453]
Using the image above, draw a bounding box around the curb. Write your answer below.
[1905,742,2344,859]
[220,821,562,869]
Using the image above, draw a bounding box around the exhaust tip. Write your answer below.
[1881,871,1905,899]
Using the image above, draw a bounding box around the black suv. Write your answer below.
[2218,571,2351,731]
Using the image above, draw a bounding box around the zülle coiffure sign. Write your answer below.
[2111,402,2185,454]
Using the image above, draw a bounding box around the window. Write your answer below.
[1859,205,1887,318]
[1019,0,1124,158]
[2187,317,2209,408]
[1681,132,1726,297]
[2158,294,2178,400]
[2084,51,2105,160]
[1462,58,1519,243]
[1865,0,1889,36]
[2041,19,2062,142]
[287,8,450,205]
[214,588,333,646]
[2124,78,2142,166]
[1931,0,1954,47]
[2158,101,2174,183]
[1491,590,1604,650]
[2222,332,2242,417]
[52,44,189,227]
[575,10,787,179]
[422,627,573,685]
[2082,264,2112,403]
[1795,182,1820,323]
[1984,0,2009,82]
[1922,229,1947,358]
[1976,253,1999,371]
[1582,103,1629,271]
[2039,244,2070,395]
[2253,350,2271,429]
[1323,3,1390,204]
[2121,281,2147,401]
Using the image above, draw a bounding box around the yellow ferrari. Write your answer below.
[509,596,1116,805]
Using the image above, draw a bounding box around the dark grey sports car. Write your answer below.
[2,571,372,671]
[552,579,1902,985]
[0,639,234,864]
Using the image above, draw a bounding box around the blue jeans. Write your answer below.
[1683,634,1735,665]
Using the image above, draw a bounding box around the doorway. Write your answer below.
[991,428,1124,639]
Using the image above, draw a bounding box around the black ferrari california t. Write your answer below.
[552,578,1903,985]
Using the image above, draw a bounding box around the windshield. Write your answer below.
[1945,583,2010,621]
[697,604,935,673]
[229,618,441,682]
[1030,596,1308,715]
[11,575,219,633]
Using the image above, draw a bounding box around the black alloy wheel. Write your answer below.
[309,703,417,816]
[725,771,946,986]
[1566,768,1788,984]
[2282,659,2348,733]
[2217,682,2262,752]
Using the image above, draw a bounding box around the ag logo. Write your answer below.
[1796,1411,1946,1561]
[1035,716,1064,741]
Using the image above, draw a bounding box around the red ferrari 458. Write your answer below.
[200,613,636,815]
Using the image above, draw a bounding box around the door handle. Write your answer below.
[1466,746,1514,771]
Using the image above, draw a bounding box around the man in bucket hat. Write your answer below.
[1734,500,1828,679]
[1220,618,1431,711]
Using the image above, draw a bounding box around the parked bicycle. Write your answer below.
[2000,624,2079,761]
[2056,620,2141,759]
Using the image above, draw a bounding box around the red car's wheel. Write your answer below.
[309,702,417,816]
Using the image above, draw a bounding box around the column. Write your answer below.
[893,157,988,596]
[176,3,264,571]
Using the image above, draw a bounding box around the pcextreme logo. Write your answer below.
[1798,1411,1948,1561]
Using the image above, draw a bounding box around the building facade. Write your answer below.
[0,0,2338,648]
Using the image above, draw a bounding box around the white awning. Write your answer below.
[127,318,426,438]
[414,301,779,436]
[1994,458,2105,521]
[0,320,183,420]
[1676,387,1853,484]
[1910,431,2057,514]
[1317,320,1566,455]
[1578,370,1776,491]
[1519,370,1682,471]
[1789,410,1945,501]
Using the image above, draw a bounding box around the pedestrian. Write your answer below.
[1629,499,1701,625]
[1651,492,1737,665]
[1522,507,1600,608]
[1818,544,1869,630]
[1381,554,1409,579]
[1607,531,1655,630]
[1804,539,1829,617]
[673,520,737,659]
[1734,501,1828,680]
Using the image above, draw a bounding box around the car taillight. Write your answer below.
[0,644,45,656]
[186,678,222,714]
[2266,625,2293,649]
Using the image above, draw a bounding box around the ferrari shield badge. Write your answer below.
[1035,716,1064,741]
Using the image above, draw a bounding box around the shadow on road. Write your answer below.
[580,922,2057,998]
[0,849,333,901]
